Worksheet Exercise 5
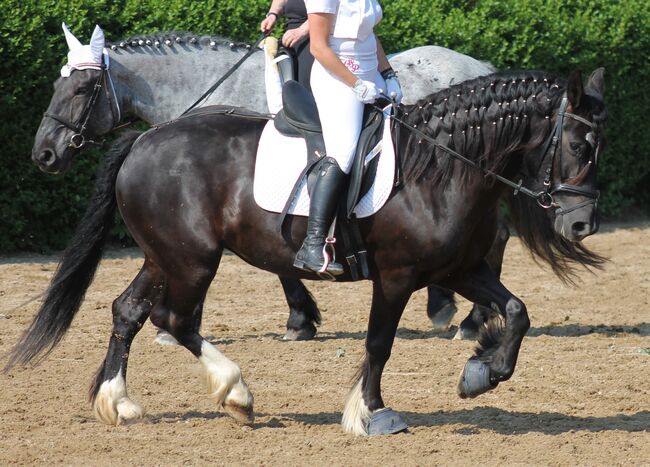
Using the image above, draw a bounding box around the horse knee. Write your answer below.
[111,295,147,337]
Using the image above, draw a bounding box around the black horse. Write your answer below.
[11,66,606,435]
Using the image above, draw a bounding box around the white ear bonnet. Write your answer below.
[61,23,110,77]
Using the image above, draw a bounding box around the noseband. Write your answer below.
[536,96,601,212]
[43,60,120,149]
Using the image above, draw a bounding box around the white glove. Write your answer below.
[382,69,403,103]
[385,76,403,103]
[352,79,381,104]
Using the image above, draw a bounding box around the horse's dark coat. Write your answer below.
[13,66,607,432]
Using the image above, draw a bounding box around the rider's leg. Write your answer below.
[293,157,347,275]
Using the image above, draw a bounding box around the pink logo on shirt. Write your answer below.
[342,58,360,72]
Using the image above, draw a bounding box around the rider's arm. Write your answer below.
[268,0,287,16]
[375,37,392,74]
[308,13,358,87]
[261,0,288,32]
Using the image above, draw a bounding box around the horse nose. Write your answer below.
[34,148,56,168]
[571,221,592,240]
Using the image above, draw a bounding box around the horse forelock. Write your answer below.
[399,70,567,186]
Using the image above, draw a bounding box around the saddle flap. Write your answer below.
[346,105,387,217]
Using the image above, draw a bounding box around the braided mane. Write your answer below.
[399,70,566,187]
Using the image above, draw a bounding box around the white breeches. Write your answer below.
[311,60,385,174]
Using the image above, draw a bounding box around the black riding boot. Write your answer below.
[294,157,347,276]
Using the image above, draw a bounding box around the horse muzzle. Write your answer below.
[553,199,599,242]
[32,146,71,174]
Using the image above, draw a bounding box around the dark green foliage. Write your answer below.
[1,0,648,252]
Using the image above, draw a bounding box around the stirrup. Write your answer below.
[317,237,338,281]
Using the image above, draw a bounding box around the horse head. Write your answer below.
[541,68,606,242]
[32,23,119,174]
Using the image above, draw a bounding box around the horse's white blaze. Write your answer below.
[199,341,253,410]
[93,369,144,426]
[342,378,371,436]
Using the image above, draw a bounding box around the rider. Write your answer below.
[293,0,403,276]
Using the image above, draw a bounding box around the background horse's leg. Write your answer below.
[90,259,164,425]
[342,270,413,436]
[446,260,530,399]
[149,250,254,424]
[280,277,321,341]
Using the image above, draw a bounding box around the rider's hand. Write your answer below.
[282,22,309,48]
[352,79,381,104]
[260,13,278,33]
[382,69,403,103]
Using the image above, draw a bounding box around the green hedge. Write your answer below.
[1,0,648,252]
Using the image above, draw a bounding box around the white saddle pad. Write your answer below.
[253,106,395,218]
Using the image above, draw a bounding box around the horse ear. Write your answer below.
[62,22,82,50]
[89,25,105,63]
[586,67,605,98]
[566,69,584,109]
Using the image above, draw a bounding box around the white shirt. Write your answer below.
[306,0,383,41]
[306,0,383,74]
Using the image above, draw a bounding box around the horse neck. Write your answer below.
[107,39,266,125]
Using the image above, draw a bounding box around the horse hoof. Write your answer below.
[457,359,497,399]
[453,326,479,341]
[429,303,457,331]
[366,408,408,435]
[283,326,316,341]
[153,330,180,346]
[223,402,255,425]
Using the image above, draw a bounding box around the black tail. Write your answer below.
[4,130,142,371]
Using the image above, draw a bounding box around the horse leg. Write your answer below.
[447,260,530,399]
[280,276,321,341]
[149,253,254,424]
[90,259,164,425]
[453,220,511,340]
[153,300,203,346]
[342,271,413,435]
[426,286,457,331]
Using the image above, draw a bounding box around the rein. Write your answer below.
[181,33,268,116]
[43,58,122,149]
[380,94,601,211]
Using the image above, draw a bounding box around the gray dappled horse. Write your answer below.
[39,25,501,341]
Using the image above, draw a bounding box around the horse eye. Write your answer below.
[74,87,89,95]
[569,142,584,155]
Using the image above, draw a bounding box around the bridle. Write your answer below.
[384,92,601,212]
[535,95,601,215]
[43,58,121,149]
